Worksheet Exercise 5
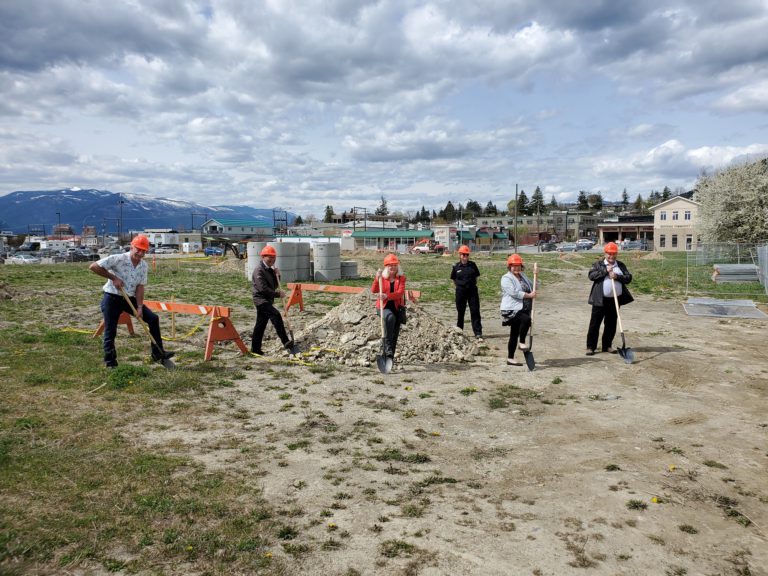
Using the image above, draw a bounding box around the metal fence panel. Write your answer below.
[686,243,767,301]
[758,245,768,293]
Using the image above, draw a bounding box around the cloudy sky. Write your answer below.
[2,0,768,218]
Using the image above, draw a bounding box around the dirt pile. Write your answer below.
[0,282,12,300]
[285,291,478,366]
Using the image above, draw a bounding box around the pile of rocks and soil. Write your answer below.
[267,291,479,366]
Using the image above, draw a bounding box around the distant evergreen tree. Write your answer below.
[375,195,389,216]
[633,194,645,212]
[444,201,456,223]
[549,195,559,210]
[294,215,303,225]
[465,199,482,217]
[530,186,546,215]
[587,192,603,211]
[621,188,629,210]
[576,191,589,210]
[662,186,671,200]
[484,201,498,216]
[323,205,334,223]
[516,190,530,215]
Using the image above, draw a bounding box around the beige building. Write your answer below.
[652,197,701,251]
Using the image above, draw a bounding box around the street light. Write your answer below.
[118,193,124,246]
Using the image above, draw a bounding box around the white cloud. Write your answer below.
[1,0,767,217]
[714,80,768,113]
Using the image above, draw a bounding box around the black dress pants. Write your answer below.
[455,286,483,336]
[252,303,290,353]
[587,303,618,351]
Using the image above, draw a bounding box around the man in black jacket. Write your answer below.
[586,242,633,355]
[450,245,483,341]
[251,245,295,355]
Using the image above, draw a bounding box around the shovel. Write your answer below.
[277,273,301,355]
[118,286,175,370]
[610,274,635,364]
[376,273,393,374]
[523,262,538,371]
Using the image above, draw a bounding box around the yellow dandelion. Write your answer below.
[263,551,273,559]
[404,386,412,391]
[668,464,676,471]
[651,496,658,504]
[430,431,441,437]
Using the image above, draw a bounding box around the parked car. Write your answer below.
[539,242,557,252]
[623,240,649,251]
[556,242,579,252]
[9,254,41,264]
[576,239,595,249]
[68,250,99,262]
[155,247,179,254]
[204,246,224,256]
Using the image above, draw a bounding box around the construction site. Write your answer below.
[1,249,766,576]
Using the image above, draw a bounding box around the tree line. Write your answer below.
[315,185,692,225]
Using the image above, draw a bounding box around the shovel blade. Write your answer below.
[286,342,301,356]
[524,350,535,371]
[160,358,176,370]
[618,347,634,364]
[376,355,392,374]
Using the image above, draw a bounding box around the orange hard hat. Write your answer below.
[604,242,619,254]
[260,245,277,257]
[507,254,524,266]
[458,245,470,255]
[383,253,399,266]
[131,235,150,251]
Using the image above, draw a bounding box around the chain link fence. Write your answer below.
[685,243,767,301]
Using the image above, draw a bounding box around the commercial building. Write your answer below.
[652,197,702,251]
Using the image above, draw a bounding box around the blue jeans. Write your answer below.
[100,292,164,366]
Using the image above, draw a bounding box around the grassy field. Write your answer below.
[0,252,764,574]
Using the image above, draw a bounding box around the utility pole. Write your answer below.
[514,184,518,252]
[56,212,61,239]
[118,193,124,246]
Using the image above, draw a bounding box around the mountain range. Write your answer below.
[0,188,293,235]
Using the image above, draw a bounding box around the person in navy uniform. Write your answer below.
[450,245,483,341]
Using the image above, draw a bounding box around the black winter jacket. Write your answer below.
[252,261,280,307]
[587,259,634,307]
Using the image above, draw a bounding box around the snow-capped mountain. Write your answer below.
[0,188,292,234]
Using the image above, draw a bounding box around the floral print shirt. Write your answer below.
[96,252,148,297]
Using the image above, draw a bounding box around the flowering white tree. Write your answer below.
[695,157,768,243]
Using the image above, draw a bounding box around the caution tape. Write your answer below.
[60,328,95,334]
[162,315,216,341]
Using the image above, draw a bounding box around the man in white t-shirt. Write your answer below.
[89,234,173,368]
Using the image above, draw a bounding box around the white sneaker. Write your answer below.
[518,342,529,351]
